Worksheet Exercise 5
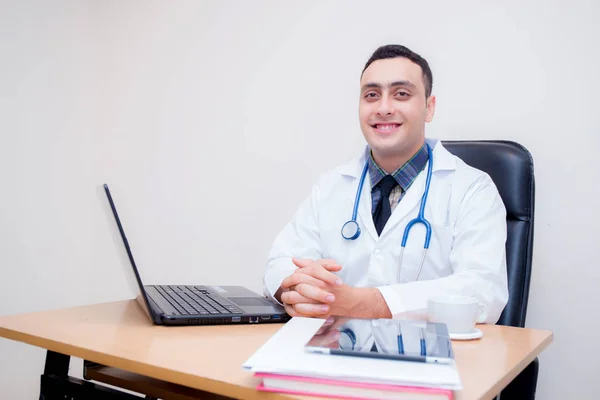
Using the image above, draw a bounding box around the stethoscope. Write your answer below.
[341,143,434,283]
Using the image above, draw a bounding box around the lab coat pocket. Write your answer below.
[399,220,453,282]
[423,222,454,279]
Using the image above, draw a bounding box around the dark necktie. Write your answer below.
[373,175,399,236]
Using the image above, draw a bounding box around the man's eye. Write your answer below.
[364,92,378,99]
[396,91,409,97]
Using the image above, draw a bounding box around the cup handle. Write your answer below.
[476,302,485,322]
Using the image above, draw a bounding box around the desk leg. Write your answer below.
[43,351,70,377]
[40,350,142,400]
[499,358,539,400]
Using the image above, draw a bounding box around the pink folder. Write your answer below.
[255,372,453,399]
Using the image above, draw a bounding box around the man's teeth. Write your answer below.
[376,124,398,131]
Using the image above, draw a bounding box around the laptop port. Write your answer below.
[261,316,271,320]
[231,316,241,322]
[272,315,281,320]
[249,316,259,323]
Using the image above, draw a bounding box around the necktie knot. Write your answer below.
[378,175,398,197]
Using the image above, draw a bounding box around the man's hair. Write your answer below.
[362,44,433,98]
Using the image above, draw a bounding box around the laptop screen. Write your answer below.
[98,184,154,316]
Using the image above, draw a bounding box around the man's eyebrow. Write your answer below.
[361,80,418,91]
[361,82,382,91]
[390,80,417,90]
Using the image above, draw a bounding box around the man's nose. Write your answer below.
[376,95,394,116]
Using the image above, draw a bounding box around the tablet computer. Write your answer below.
[304,318,454,364]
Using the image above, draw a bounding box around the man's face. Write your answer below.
[358,57,435,160]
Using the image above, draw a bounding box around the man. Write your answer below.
[263,44,508,324]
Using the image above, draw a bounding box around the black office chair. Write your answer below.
[442,140,537,400]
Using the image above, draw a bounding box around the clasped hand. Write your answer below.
[280,258,345,318]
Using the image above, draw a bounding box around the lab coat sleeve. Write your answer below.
[377,174,509,323]
[263,181,323,305]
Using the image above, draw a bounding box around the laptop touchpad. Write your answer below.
[229,297,270,307]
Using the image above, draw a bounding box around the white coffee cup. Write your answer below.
[427,295,480,334]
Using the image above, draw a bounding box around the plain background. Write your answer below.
[1,0,598,398]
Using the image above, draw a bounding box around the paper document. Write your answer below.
[242,317,462,390]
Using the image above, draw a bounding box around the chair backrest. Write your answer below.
[441,140,535,328]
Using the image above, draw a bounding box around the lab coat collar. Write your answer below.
[336,138,457,241]
[338,138,457,179]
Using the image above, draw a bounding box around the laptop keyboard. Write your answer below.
[155,285,245,316]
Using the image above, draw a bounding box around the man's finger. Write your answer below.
[284,304,298,317]
[303,265,343,287]
[281,290,320,305]
[322,264,343,272]
[293,257,343,273]
[293,302,330,316]
[316,259,343,272]
[281,273,328,290]
[317,258,338,265]
[292,257,316,269]
[295,283,335,303]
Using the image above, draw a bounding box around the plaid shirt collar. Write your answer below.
[367,143,429,191]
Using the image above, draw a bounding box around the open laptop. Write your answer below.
[100,183,289,326]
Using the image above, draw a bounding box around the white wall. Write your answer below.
[1,0,598,398]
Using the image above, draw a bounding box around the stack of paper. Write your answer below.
[242,317,462,399]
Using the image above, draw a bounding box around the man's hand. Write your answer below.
[279,258,343,317]
[277,258,392,320]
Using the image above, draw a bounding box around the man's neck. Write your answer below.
[372,141,425,173]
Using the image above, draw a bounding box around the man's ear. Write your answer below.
[425,95,436,123]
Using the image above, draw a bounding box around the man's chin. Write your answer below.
[368,142,403,157]
[367,135,423,157]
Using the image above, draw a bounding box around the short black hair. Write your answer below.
[362,44,433,98]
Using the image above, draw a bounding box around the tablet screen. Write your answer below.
[304,318,454,364]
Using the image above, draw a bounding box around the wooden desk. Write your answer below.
[0,300,552,400]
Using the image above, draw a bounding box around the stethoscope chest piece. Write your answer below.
[341,220,361,240]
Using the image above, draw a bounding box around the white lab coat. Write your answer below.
[263,138,509,323]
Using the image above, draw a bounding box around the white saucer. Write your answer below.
[449,327,483,341]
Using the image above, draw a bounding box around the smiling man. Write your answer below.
[263,44,509,324]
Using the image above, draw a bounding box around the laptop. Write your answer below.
[100,183,290,326]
